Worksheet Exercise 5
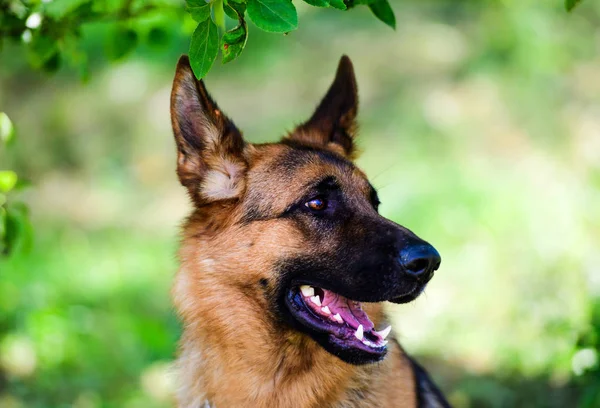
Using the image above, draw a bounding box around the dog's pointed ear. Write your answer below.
[287,55,358,158]
[171,55,247,204]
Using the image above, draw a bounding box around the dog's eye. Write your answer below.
[305,197,327,212]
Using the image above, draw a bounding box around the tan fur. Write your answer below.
[200,156,246,200]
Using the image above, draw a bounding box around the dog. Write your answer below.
[170,55,449,407]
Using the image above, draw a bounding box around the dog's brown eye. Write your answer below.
[306,197,327,212]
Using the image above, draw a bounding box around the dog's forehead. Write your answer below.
[244,144,371,212]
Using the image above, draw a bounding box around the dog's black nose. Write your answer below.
[398,244,441,281]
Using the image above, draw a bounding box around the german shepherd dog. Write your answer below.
[170,55,449,408]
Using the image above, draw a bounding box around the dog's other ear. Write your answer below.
[287,55,358,158]
[171,55,247,204]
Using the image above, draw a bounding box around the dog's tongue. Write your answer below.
[321,289,374,332]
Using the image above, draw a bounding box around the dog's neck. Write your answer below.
[176,329,357,407]
[173,274,411,406]
[174,316,406,408]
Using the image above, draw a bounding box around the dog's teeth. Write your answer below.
[332,313,343,323]
[355,324,364,341]
[310,296,322,306]
[377,325,392,340]
[321,306,331,315]
[363,339,374,347]
[300,285,314,297]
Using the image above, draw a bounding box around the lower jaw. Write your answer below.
[327,334,388,363]
[284,290,388,365]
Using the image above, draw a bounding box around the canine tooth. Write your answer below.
[332,313,343,323]
[378,325,392,340]
[355,324,364,341]
[321,306,331,315]
[300,285,314,297]
[310,296,322,306]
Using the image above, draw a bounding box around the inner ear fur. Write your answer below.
[286,55,359,159]
[170,55,247,205]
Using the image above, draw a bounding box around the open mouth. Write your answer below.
[285,284,393,364]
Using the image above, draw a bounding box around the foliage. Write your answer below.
[0,0,587,79]
[0,113,32,257]
[0,0,397,79]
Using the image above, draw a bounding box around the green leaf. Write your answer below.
[223,23,247,44]
[247,0,298,33]
[566,0,583,11]
[186,0,211,22]
[327,0,347,10]
[368,0,395,29]
[105,26,138,61]
[0,112,15,146]
[224,5,238,20]
[189,19,220,79]
[302,0,329,7]
[345,0,376,7]
[214,0,226,29]
[28,35,59,68]
[44,0,91,19]
[222,0,248,64]
[222,20,248,64]
[222,33,247,64]
[4,203,33,256]
[225,0,247,19]
[0,171,18,193]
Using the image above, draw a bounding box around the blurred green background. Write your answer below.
[2,0,600,407]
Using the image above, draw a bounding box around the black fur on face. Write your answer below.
[260,147,441,365]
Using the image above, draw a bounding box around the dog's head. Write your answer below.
[171,55,441,365]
